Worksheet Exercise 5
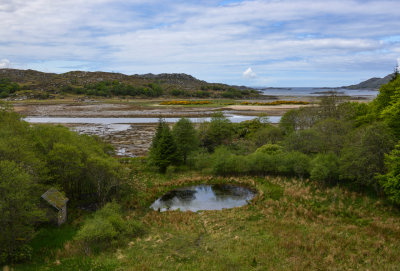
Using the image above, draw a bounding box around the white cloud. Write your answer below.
[0,0,399,85]
[0,59,11,68]
[243,67,256,79]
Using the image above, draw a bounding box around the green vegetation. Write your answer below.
[2,73,400,270]
[74,202,144,253]
[0,69,260,100]
[0,78,20,98]
[0,103,125,264]
[62,81,164,98]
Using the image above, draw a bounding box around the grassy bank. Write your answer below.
[15,165,400,270]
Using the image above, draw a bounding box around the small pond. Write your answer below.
[150,184,256,212]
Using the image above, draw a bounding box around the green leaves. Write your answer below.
[75,202,144,249]
[0,160,44,264]
[380,142,400,204]
[172,118,199,163]
[148,119,179,173]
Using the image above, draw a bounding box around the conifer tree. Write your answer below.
[172,118,199,164]
[148,118,179,173]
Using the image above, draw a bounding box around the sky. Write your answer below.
[0,0,399,87]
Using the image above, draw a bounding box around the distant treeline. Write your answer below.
[61,81,258,98]
[62,80,163,97]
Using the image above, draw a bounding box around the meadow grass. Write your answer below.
[15,171,400,270]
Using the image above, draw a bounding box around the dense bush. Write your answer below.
[339,122,395,190]
[310,153,340,185]
[75,202,144,252]
[0,78,20,98]
[208,146,310,178]
[283,129,323,154]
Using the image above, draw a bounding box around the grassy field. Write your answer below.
[14,162,400,271]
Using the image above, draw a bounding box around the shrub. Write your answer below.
[75,202,143,251]
[255,144,282,154]
[310,153,340,185]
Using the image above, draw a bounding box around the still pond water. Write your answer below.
[150,184,256,212]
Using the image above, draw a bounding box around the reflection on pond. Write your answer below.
[150,184,256,212]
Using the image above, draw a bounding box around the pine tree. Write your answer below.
[148,118,179,173]
[172,118,199,164]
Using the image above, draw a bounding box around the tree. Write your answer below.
[172,118,199,164]
[372,75,400,113]
[249,125,283,147]
[85,155,121,206]
[201,112,234,152]
[148,119,179,173]
[318,93,347,119]
[47,143,84,199]
[379,75,400,138]
[279,107,319,134]
[0,160,44,264]
[340,122,395,191]
[310,153,340,185]
[283,129,323,154]
[379,142,400,204]
[381,92,400,138]
[313,118,352,154]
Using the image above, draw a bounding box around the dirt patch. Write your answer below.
[224,104,313,115]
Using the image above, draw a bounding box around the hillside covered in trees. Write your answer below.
[0,69,259,99]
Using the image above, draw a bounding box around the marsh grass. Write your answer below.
[16,169,400,270]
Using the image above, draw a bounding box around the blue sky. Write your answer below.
[0,0,399,87]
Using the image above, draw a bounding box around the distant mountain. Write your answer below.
[344,73,395,90]
[0,69,258,99]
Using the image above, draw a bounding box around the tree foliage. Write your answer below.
[310,153,340,185]
[0,160,44,264]
[339,122,395,189]
[0,104,125,263]
[200,112,234,152]
[172,118,199,164]
[148,119,179,173]
[379,142,400,204]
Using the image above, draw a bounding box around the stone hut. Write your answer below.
[41,188,69,226]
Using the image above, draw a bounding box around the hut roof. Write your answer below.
[41,188,69,210]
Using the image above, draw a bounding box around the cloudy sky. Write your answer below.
[1,0,399,87]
